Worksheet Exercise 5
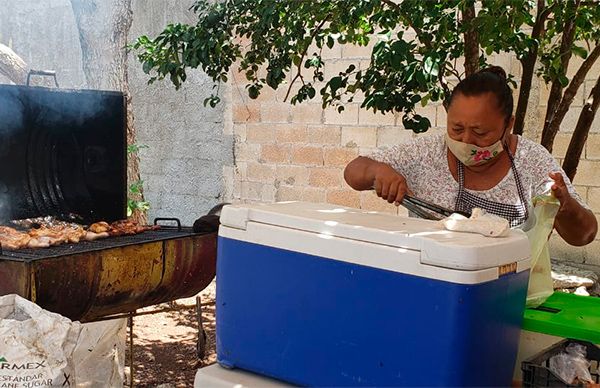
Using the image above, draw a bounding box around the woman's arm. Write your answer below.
[550,172,598,246]
[344,156,410,204]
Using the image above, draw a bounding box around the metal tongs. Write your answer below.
[401,195,471,221]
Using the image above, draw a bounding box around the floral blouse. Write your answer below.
[366,133,587,212]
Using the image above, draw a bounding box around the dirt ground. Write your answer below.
[126,281,217,387]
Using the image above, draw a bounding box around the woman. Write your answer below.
[344,66,597,246]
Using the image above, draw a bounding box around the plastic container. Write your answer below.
[514,291,600,381]
[217,202,531,387]
[522,339,600,387]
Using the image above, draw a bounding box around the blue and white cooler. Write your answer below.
[216,202,531,386]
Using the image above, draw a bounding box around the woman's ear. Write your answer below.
[507,115,516,135]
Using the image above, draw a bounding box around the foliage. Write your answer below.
[132,0,600,148]
[126,144,150,217]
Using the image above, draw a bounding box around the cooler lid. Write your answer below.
[220,201,530,271]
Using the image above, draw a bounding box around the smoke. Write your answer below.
[31,88,114,128]
[0,89,24,221]
[0,83,118,137]
[0,86,25,136]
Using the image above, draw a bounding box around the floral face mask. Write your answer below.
[445,131,506,166]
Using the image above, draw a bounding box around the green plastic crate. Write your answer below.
[523,291,600,344]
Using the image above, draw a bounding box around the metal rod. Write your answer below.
[401,200,441,220]
[87,301,215,322]
[196,295,206,359]
[128,312,134,388]
[404,195,471,218]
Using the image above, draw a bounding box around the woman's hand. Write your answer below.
[549,171,598,246]
[373,164,410,204]
[344,156,410,205]
[549,172,575,213]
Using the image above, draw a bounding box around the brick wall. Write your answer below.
[224,42,600,266]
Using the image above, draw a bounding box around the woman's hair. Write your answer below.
[447,66,513,123]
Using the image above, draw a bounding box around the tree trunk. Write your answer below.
[70,0,146,224]
[462,1,479,76]
[0,43,28,85]
[513,0,549,136]
[562,73,600,181]
[540,0,579,152]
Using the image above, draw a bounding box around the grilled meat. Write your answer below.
[85,231,110,241]
[28,224,87,245]
[89,221,110,234]
[108,220,160,236]
[12,216,66,229]
[0,226,31,249]
[0,218,159,249]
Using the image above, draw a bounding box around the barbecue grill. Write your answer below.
[0,81,217,322]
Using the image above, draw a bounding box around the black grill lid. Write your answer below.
[0,84,126,223]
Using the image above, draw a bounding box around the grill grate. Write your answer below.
[0,226,199,261]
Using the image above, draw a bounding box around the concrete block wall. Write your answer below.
[227,41,600,266]
[0,0,232,226]
[129,0,233,225]
[0,0,86,88]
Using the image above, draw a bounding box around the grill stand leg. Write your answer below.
[128,312,134,388]
[196,295,207,359]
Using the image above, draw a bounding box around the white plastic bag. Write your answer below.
[73,319,127,387]
[549,343,593,384]
[0,294,81,387]
[525,184,560,307]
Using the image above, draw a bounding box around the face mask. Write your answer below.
[445,132,505,166]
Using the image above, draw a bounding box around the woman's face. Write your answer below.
[446,92,513,147]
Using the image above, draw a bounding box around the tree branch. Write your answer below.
[513,0,552,135]
[439,72,451,110]
[462,1,480,76]
[0,43,28,85]
[541,0,581,151]
[382,0,434,50]
[545,44,600,142]
[283,16,329,102]
[562,72,600,180]
[445,63,462,80]
[381,0,400,11]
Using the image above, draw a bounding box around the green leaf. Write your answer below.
[327,36,334,49]
[559,75,569,88]
[329,76,343,92]
[127,144,149,155]
[248,85,259,99]
[572,45,588,59]
[423,56,439,78]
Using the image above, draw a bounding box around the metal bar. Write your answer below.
[404,195,471,218]
[128,312,134,388]
[154,218,182,232]
[86,301,216,322]
[26,70,59,87]
[401,200,441,220]
[404,195,451,217]
[196,295,206,359]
